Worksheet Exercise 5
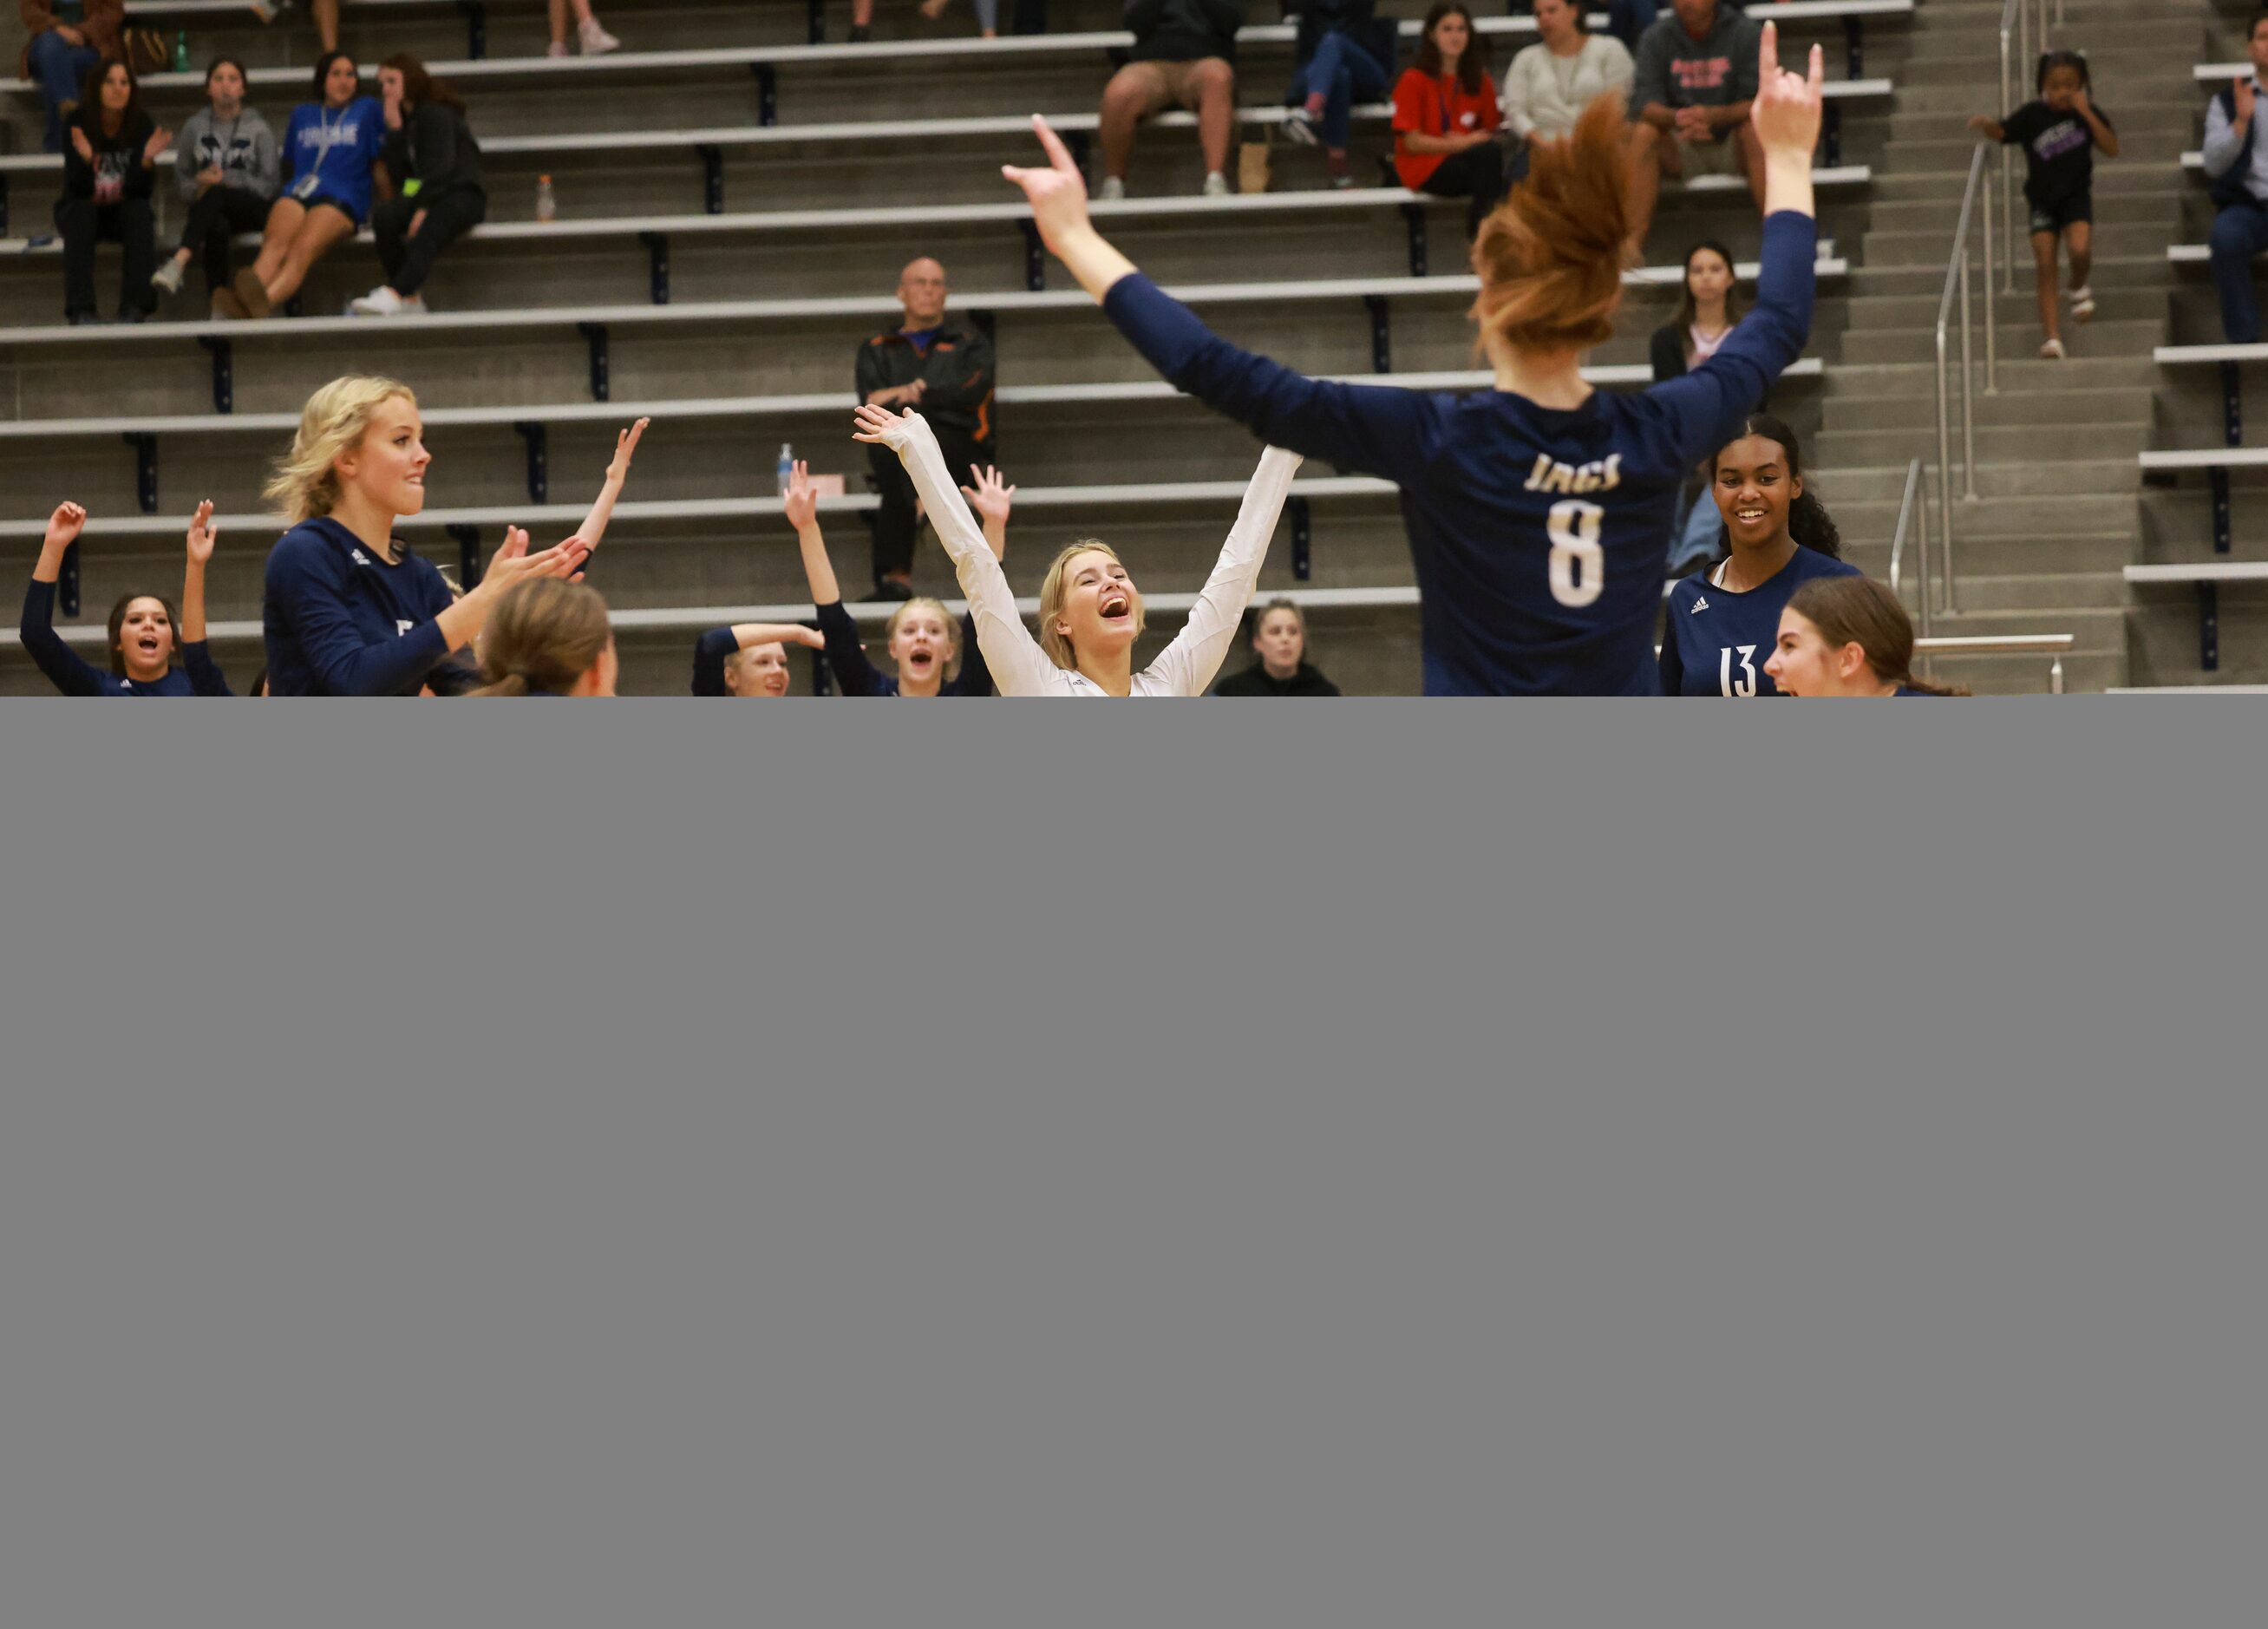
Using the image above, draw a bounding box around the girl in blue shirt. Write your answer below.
[219,51,382,319]
[19,499,232,696]
[1003,24,1828,694]
[1657,412,1859,697]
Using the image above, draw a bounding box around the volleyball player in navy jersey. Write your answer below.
[1766,575,1968,697]
[1002,23,1826,694]
[1657,413,1857,697]
[19,500,232,696]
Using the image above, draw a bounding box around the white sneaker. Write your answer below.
[404,293,428,314]
[1202,172,1230,197]
[578,16,621,54]
[1283,108,1319,147]
[2069,285,2096,324]
[2039,337,2066,360]
[350,285,410,317]
[546,40,569,57]
[1099,176,1127,201]
[150,258,186,296]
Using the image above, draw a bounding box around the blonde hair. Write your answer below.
[1036,540,1141,671]
[1470,95,1630,356]
[265,375,419,525]
[469,579,613,697]
[885,594,963,681]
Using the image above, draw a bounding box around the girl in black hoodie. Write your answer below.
[56,58,168,324]
[352,53,486,317]
[1212,599,1343,695]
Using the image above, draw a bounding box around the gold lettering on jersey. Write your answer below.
[1522,455,1623,496]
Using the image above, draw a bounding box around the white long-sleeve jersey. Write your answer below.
[878,412,1302,696]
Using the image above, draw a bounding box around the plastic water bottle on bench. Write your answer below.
[535,175,557,225]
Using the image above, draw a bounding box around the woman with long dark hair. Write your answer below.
[20,500,232,695]
[1767,576,1970,697]
[1653,239,1752,576]
[56,57,167,324]
[1657,412,1859,697]
[220,50,383,319]
[1003,24,1826,693]
[352,53,486,317]
[1391,3,1505,236]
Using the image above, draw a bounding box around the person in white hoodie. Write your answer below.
[151,58,280,309]
[1500,0,1634,146]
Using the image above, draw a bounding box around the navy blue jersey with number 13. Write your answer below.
[1101,212,1819,693]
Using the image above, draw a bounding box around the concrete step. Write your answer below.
[1865,195,2182,234]
[1885,107,2202,142]
[1842,258,2171,299]
[1822,459,2141,501]
[1814,420,2151,466]
[1820,384,2153,429]
[1842,291,2167,329]
[1883,131,2195,169]
[1818,354,2163,395]
[1840,319,2165,363]
[1869,164,2186,202]
[1833,490,2138,543]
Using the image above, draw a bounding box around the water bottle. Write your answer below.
[776,443,795,495]
[173,31,190,72]
[534,175,557,224]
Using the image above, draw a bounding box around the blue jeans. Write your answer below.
[2211,201,2268,345]
[1289,31,1389,150]
[27,31,101,154]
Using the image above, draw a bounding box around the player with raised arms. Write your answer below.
[1000,23,1826,694]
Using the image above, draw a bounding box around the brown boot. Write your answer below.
[232,267,273,319]
[210,289,250,321]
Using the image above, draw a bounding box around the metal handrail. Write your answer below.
[1934,144,1990,612]
[1998,0,2053,293]
[1914,633,2073,694]
[1888,455,1933,638]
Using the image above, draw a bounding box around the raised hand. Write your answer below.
[605,415,650,484]
[852,402,930,452]
[482,526,590,594]
[781,459,820,531]
[186,500,218,566]
[1750,21,1827,162]
[1002,114,1093,258]
[45,501,88,552]
[959,463,1016,528]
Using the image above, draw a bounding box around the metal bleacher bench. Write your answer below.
[96,0,1913,73]
[0,166,1866,297]
[0,88,1890,232]
[2143,342,2268,671]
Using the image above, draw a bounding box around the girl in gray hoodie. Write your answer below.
[151,57,280,309]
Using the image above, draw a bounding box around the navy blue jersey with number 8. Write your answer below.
[1101,213,1820,694]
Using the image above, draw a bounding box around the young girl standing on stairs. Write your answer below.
[1969,49,2118,361]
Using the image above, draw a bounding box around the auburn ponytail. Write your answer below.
[1470,93,1629,356]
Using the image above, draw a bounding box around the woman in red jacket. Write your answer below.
[1392,3,1505,236]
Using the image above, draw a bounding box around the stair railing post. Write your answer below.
[1998,3,2017,293]
[1918,461,1934,640]
[1984,163,1997,394]
[1959,246,1977,502]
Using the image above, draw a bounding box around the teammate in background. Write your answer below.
[855,405,1301,696]
[469,579,618,696]
[785,459,1003,697]
[19,500,232,695]
[1001,23,1826,694]
[1766,575,1970,697]
[1658,412,1855,697]
[1969,50,2116,360]
[1212,599,1343,694]
[261,375,587,696]
[691,624,826,696]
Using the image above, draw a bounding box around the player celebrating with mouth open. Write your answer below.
[1001,23,1826,694]
[853,403,1301,697]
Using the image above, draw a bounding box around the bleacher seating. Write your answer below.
[1,0,1927,695]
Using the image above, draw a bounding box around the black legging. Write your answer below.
[867,422,990,591]
[179,186,274,294]
[1419,141,1510,236]
[56,195,154,320]
[372,185,487,298]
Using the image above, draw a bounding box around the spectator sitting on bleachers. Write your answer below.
[19,500,232,696]
[1282,0,1393,191]
[351,54,486,317]
[1391,3,1505,238]
[1626,0,1765,261]
[1604,1,1741,54]
[152,59,280,311]
[1504,0,1634,148]
[2202,13,2268,345]
[1098,0,1245,200]
[548,0,620,58]
[219,51,384,319]
[20,0,117,154]
[857,257,997,601]
[691,625,824,696]
[261,376,589,696]
[1767,575,1969,697]
[1211,599,1343,694]
[788,457,1001,696]
[469,579,618,696]
[57,58,167,326]
[1652,239,1746,575]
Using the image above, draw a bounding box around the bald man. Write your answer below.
[854,257,998,600]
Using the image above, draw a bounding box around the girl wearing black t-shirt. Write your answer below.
[1968,51,2118,360]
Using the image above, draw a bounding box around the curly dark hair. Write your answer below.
[1709,412,1843,560]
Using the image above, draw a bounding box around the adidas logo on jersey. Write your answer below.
[1690,595,1709,614]
[351,548,370,565]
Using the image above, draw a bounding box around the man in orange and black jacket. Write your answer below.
[855,256,997,601]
